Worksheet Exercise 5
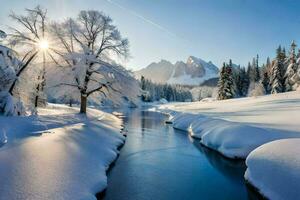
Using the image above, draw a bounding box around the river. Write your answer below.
[100,109,260,200]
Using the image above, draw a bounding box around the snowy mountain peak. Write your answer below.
[186,56,205,65]
[135,56,219,85]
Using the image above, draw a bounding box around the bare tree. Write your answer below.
[50,10,129,113]
[8,6,48,107]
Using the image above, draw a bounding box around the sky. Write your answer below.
[1,0,300,70]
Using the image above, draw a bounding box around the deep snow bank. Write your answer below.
[245,139,300,200]
[162,111,298,159]
[0,104,125,200]
[158,92,300,158]
[160,91,300,133]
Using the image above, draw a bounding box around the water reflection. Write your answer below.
[191,139,262,200]
[193,140,246,182]
[102,109,260,200]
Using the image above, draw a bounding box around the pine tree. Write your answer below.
[140,76,146,90]
[261,70,270,94]
[271,46,285,94]
[223,60,235,99]
[233,66,242,97]
[217,63,226,100]
[284,40,297,91]
[281,47,288,89]
[266,57,271,76]
[255,54,260,82]
[249,58,257,83]
[240,67,250,96]
[294,49,300,89]
[218,61,235,100]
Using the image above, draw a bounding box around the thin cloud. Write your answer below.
[105,0,179,38]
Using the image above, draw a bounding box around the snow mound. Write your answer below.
[165,111,299,159]
[158,91,300,158]
[200,121,282,159]
[159,98,168,104]
[172,113,198,131]
[0,129,7,147]
[0,104,125,199]
[245,139,300,200]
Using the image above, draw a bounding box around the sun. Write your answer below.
[37,39,49,50]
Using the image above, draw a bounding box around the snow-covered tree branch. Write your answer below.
[49,10,129,113]
[8,5,49,107]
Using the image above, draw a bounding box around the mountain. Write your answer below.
[134,59,174,83]
[134,56,219,85]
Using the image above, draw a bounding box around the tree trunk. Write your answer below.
[80,94,87,114]
[34,75,41,108]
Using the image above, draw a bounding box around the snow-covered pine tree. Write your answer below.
[217,63,226,100]
[271,46,285,94]
[284,40,297,91]
[281,47,288,90]
[294,49,300,89]
[248,56,260,84]
[233,64,249,97]
[233,65,242,97]
[249,58,257,83]
[223,59,235,99]
[217,61,235,100]
[240,67,250,96]
[255,54,260,82]
[266,57,272,75]
[261,63,270,94]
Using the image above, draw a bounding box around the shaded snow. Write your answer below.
[163,111,298,159]
[157,91,300,158]
[245,139,300,200]
[0,104,125,200]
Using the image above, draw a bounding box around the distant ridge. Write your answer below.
[134,56,219,85]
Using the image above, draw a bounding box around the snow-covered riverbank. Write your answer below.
[0,104,125,200]
[157,91,300,199]
[245,138,300,200]
[157,91,300,159]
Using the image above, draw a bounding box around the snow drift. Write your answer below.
[0,104,125,199]
[164,111,298,159]
[245,139,300,200]
[159,91,300,158]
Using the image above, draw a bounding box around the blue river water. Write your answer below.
[100,109,259,200]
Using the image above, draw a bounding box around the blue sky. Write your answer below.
[1,0,300,70]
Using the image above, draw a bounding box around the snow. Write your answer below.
[158,91,300,158]
[46,60,140,108]
[159,98,168,104]
[135,56,219,86]
[167,56,219,85]
[0,104,125,199]
[167,66,218,85]
[245,139,300,200]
